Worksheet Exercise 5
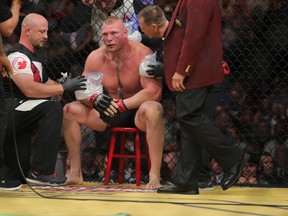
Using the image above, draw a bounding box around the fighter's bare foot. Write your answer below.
[65,174,84,185]
[145,177,161,190]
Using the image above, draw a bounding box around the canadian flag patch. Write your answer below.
[12,57,27,70]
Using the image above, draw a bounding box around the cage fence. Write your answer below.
[3,0,288,186]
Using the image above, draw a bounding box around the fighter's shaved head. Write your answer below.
[103,16,125,29]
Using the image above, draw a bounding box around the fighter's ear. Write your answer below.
[123,27,129,38]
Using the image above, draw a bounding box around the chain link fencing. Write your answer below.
[3,0,288,186]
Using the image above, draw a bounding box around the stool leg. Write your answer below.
[135,132,141,186]
[104,132,116,185]
[118,132,126,184]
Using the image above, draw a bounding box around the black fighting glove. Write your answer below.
[92,93,114,113]
[147,63,165,78]
[62,75,86,93]
[98,112,112,124]
[90,93,118,123]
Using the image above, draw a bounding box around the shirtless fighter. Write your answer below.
[63,16,164,190]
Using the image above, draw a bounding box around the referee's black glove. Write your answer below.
[62,75,86,93]
[147,63,165,78]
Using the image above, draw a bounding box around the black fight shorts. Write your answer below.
[106,109,138,128]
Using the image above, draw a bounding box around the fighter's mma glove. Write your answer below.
[89,93,118,124]
[90,93,115,113]
[62,75,87,93]
[147,63,165,78]
[99,112,112,124]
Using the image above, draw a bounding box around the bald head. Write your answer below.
[22,13,48,30]
[20,13,48,52]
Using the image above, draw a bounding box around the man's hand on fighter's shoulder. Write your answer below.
[90,92,128,123]
[147,63,164,78]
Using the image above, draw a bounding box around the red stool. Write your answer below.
[104,127,151,186]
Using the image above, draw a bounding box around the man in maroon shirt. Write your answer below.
[157,0,250,194]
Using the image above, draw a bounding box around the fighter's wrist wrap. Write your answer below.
[116,99,127,112]
[89,93,99,106]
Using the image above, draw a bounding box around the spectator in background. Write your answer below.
[264,0,288,91]
[270,101,288,132]
[273,143,288,184]
[253,96,273,125]
[227,82,248,123]
[133,0,154,15]
[73,24,99,67]
[3,13,86,186]
[237,161,258,184]
[154,0,177,19]
[261,119,287,158]
[82,0,137,46]
[221,0,253,82]
[258,120,288,185]
[81,147,100,182]
[258,152,277,185]
[226,82,257,153]
[214,108,236,146]
[0,0,22,191]
[45,26,74,81]
[210,158,223,185]
[253,119,273,155]
[246,0,271,13]
[46,0,74,29]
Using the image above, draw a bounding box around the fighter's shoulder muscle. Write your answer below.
[86,47,105,63]
[83,47,105,75]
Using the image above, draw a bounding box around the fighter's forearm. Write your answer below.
[123,87,162,110]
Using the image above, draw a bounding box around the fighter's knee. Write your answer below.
[139,101,163,119]
[63,102,81,118]
[63,103,71,115]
